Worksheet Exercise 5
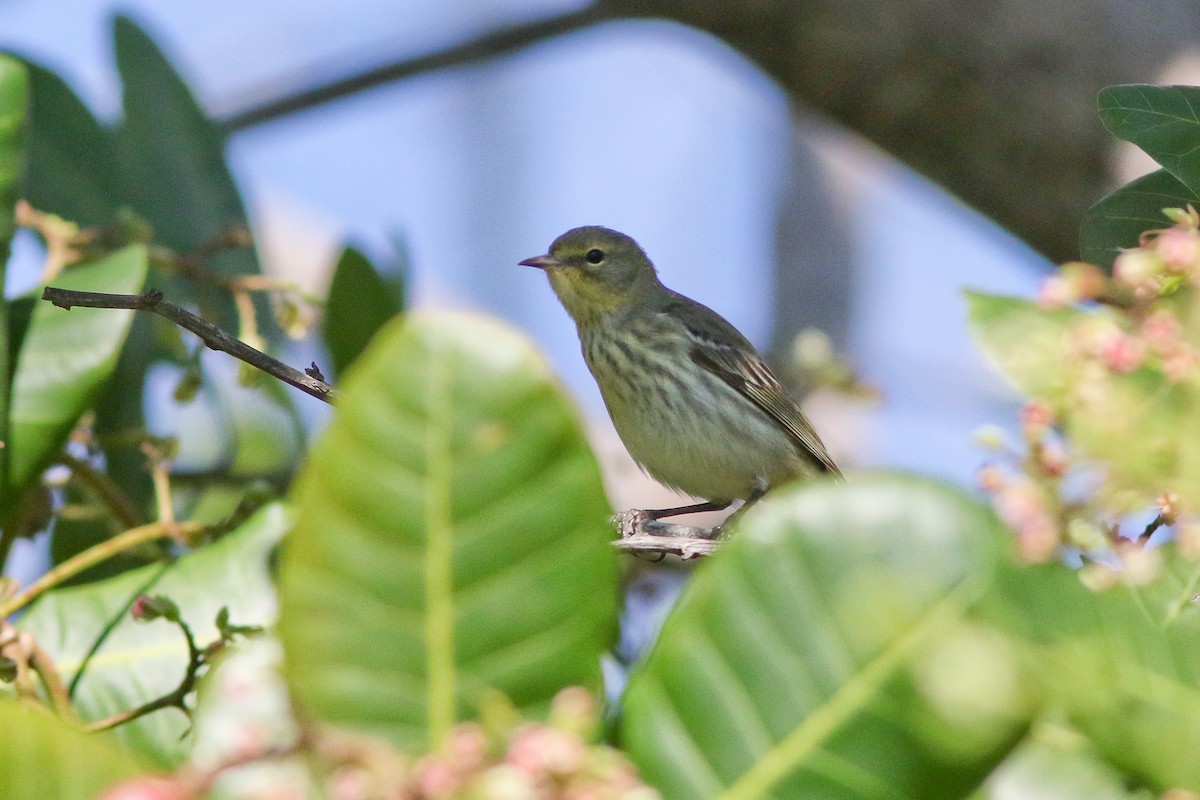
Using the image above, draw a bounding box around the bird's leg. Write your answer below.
[706,487,768,539]
[613,501,729,541]
[644,500,731,520]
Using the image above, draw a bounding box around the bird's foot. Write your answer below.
[611,508,724,559]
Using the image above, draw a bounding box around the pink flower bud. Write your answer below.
[976,465,1005,493]
[1019,401,1054,439]
[1154,226,1200,273]
[1113,249,1163,288]
[1140,310,1183,355]
[96,779,189,800]
[1163,346,1200,382]
[1099,332,1144,373]
[1036,276,1074,309]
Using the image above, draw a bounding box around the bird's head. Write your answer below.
[520,226,661,325]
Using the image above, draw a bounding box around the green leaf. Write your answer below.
[279,310,618,750]
[1079,168,1199,269]
[982,558,1200,792]
[965,291,1083,405]
[18,57,122,226]
[112,15,261,329]
[621,476,1024,800]
[0,55,29,535]
[0,54,28,247]
[18,502,288,766]
[0,701,142,798]
[324,246,404,376]
[979,728,1154,800]
[2,246,148,520]
[1098,85,1200,196]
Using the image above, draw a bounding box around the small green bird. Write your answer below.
[520,226,839,524]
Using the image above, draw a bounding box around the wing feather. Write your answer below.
[668,297,841,476]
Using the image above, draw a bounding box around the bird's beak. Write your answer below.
[519,254,563,270]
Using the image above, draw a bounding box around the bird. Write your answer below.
[519,226,839,530]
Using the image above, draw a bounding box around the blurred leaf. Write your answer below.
[112,15,261,330]
[979,728,1153,800]
[1079,169,1198,269]
[0,55,29,536]
[965,292,1083,406]
[622,476,1025,800]
[19,502,288,767]
[983,558,1200,792]
[2,246,147,521]
[0,701,142,798]
[17,57,122,226]
[279,311,618,750]
[0,54,27,247]
[324,245,404,376]
[1098,85,1200,196]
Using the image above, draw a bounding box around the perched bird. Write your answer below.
[520,226,839,525]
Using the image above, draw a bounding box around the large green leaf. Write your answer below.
[0,701,142,799]
[1079,168,1199,269]
[965,292,1083,406]
[324,245,404,376]
[18,502,288,766]
[621,476,1024,800]
[2,246,147,520]
[0,56,29,534]
[983,559,1200,792]
[1098,85,1200,196]
[0,54,27,248]
[18,57,122,227]
[113,15,260,326]
[279,311,618,750]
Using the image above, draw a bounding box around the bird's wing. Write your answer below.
[667,296,841,476]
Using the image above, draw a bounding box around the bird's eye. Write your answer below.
[585,248,605,265]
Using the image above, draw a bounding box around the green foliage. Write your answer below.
[2,246,147,521]
[324,245,406,376]
[0,701,142,799]
[280,311,619,750]
[623,476,1200,799]
[622,477,1023,800]
[0,55,29,535]
[18,503,287,767]
[2,22,1200,800]
[0,54,27,247]
[1082,85,1200,269]
[1079,169,1199,268]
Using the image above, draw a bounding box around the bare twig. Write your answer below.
[0,521,200,619]
[85,615,202,732]
[40,287,337,404]
[220,7,611,132]
[611,512,724,559]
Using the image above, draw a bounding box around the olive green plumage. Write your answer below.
[520,226,838,506]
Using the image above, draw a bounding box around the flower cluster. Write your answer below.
[979,208,1200,570]
[377,688,658,800]
[99,687,659,800]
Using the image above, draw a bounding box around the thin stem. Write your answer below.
[41,287,336,404]
[56,451,145,530]
[27,637,79,722]
[0,521,199,619]
[84,618,201,732]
